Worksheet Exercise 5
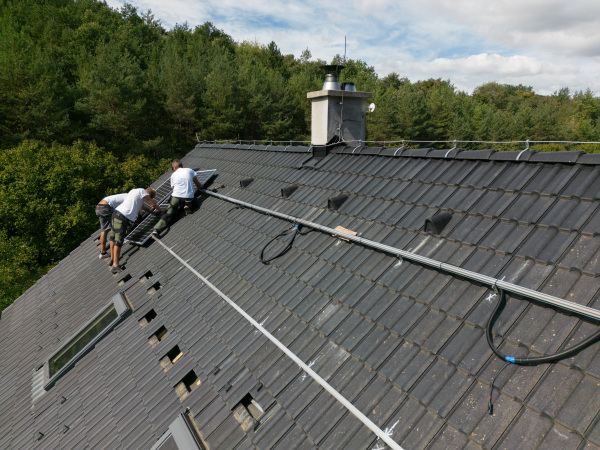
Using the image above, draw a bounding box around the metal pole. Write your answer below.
[203,190,600,321]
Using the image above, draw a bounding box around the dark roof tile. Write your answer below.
[427,425,473,450]
[528,364,583,416]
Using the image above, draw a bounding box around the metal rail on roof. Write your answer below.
[199,139,600,147]
[202,189,600,322]
[152,236,404,450]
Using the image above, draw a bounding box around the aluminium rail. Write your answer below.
[152,235,404,450]
[202,189,600,322]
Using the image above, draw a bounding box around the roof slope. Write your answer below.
[2,143,600,449]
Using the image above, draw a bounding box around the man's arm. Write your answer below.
[142,196,165,214]
[193,176,203,190]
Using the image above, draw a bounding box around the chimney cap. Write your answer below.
[321,64,345,74]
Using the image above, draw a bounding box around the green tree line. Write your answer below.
[2,0,600,311]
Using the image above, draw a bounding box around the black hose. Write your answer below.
[486,289,600,366]
[260,224,312,264]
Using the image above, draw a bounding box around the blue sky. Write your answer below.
[105,0,600,95]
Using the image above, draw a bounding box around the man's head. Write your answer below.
[172,159,183,171]
[145,188,156,199]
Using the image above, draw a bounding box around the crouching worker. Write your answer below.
[95,193,127,259]
[110,188,164,273]
[152,159,203,238]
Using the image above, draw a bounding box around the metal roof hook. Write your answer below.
[452,139,457,149]
[516,140,530,161]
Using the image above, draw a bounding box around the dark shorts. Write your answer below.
[110,211,133,247]
[95,204,113,232]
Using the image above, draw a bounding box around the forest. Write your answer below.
[2,0,600,311]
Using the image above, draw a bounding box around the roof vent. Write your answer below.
[424,211,453,234]
[281,185,299,198]
[328,194,348,210]
[341,82,356,91]
[240,178,254,188]
[322,65,344,90]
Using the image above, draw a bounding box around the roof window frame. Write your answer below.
[43,292,130,390]
[150,412,207,450]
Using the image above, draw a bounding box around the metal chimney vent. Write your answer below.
[321,65,344,90]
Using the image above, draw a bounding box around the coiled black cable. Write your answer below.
[260,224,312,264]
[486,289,600,414]
[487,288,600,365]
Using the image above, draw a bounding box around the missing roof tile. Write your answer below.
[148,325,169,347]
[147,281,161,295]
[160,345,183,371]
[138,309,157,328]
[175,370,201,401]
[118,274,132,286]
[139,270,153,283]
[233,394,269,432]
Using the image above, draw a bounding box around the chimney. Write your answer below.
[307,65,372,147]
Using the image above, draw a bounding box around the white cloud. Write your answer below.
[380,53,600,95]
[418,0,600,57]
[103,0,600,94]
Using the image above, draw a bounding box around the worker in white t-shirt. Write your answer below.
[152,159,203,236]
[110,188,164,273]
[95,193,127,259]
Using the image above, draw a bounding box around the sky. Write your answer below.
[104,0,600,95]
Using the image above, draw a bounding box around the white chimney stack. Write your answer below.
[307,65,372,146]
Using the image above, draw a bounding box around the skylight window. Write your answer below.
[49,307,117,378]
[150,412,207,450]
[43,292,130,390]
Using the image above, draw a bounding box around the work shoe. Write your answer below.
[99,252,109,259]
[111,265,124,274]
[152,230,160,239]
[184,205,191,216]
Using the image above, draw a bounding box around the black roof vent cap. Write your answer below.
[328,194,348,210]
[281,185,299,198]
[240,178,254,188]
[424,211,453,234]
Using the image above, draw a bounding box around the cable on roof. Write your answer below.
[203,189,600,322]
[260,224,312,264]
[200,189,600,420]
[487,289,600,366]
[486,289,600,414]
[488,362,509,415]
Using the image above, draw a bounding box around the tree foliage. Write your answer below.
[3,0,600,311]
